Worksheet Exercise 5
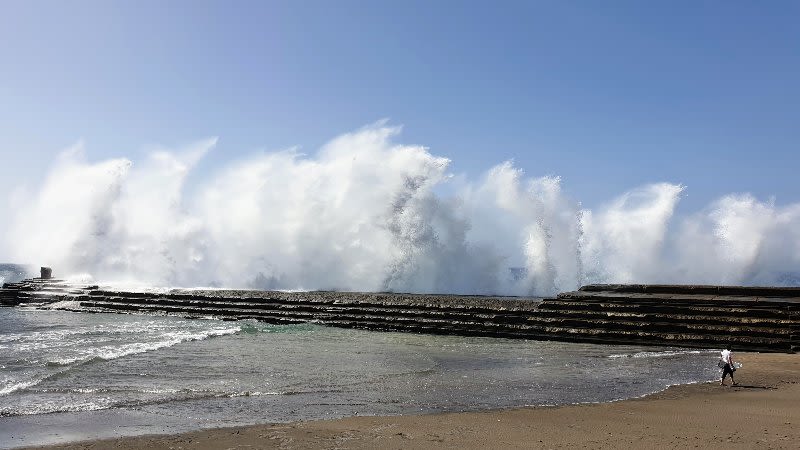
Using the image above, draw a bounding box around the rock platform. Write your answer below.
[2,278,797,353]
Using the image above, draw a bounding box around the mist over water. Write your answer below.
[2,122,799,295]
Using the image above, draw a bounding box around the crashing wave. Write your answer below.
[1,123,798,295]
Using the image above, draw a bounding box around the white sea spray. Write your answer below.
[2,123,799,295]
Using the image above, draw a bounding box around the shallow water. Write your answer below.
[0,308,719,448]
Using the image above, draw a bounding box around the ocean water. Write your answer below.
[0,307,720,448]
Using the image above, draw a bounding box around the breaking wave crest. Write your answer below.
[0,323,241,397]
[1,387,338,417]
[607,350,713,359]
[1,123,799,295]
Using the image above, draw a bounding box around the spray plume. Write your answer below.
[3,123,799,295]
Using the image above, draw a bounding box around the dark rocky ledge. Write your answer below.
[2,278,797,353]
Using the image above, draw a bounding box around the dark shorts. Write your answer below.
[722,363,735,378]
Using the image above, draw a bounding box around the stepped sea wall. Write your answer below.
[2,278,797,353]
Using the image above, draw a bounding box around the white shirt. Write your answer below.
[721,349,732,365]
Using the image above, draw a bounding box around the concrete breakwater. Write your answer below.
[2,277,798,353]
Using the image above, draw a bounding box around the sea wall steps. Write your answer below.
[1,279,797,353]
[556,286,798,353]
[579,284,800,297]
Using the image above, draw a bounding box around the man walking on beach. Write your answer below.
[720,345,737,386]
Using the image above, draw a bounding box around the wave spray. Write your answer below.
[2,123,799,295]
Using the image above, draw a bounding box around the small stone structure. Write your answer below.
[40,267,52,279]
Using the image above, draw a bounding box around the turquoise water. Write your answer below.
[0,307,719,448]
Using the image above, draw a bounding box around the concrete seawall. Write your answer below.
[2,278,797,353]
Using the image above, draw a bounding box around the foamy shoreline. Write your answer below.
[17,352,799,450]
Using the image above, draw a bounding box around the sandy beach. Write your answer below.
[19,352,798,450]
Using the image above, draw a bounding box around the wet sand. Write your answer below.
[24,352,800,449]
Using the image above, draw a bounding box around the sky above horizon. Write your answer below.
[1,0,799,211]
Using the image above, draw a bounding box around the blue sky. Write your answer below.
[1,0,798,210]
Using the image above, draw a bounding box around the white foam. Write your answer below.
[0,379,42,395]
[63,273,96,284]
[2,397,118,416]
[228,391,286,397]
[49,327,241,365]
[608,350,713,359]
[40,300,83,310]
[0,324,241,396]
[3,123,799,295]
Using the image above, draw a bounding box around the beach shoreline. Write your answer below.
[17,352,799,449]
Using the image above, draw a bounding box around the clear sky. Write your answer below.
[1,0,798,210]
